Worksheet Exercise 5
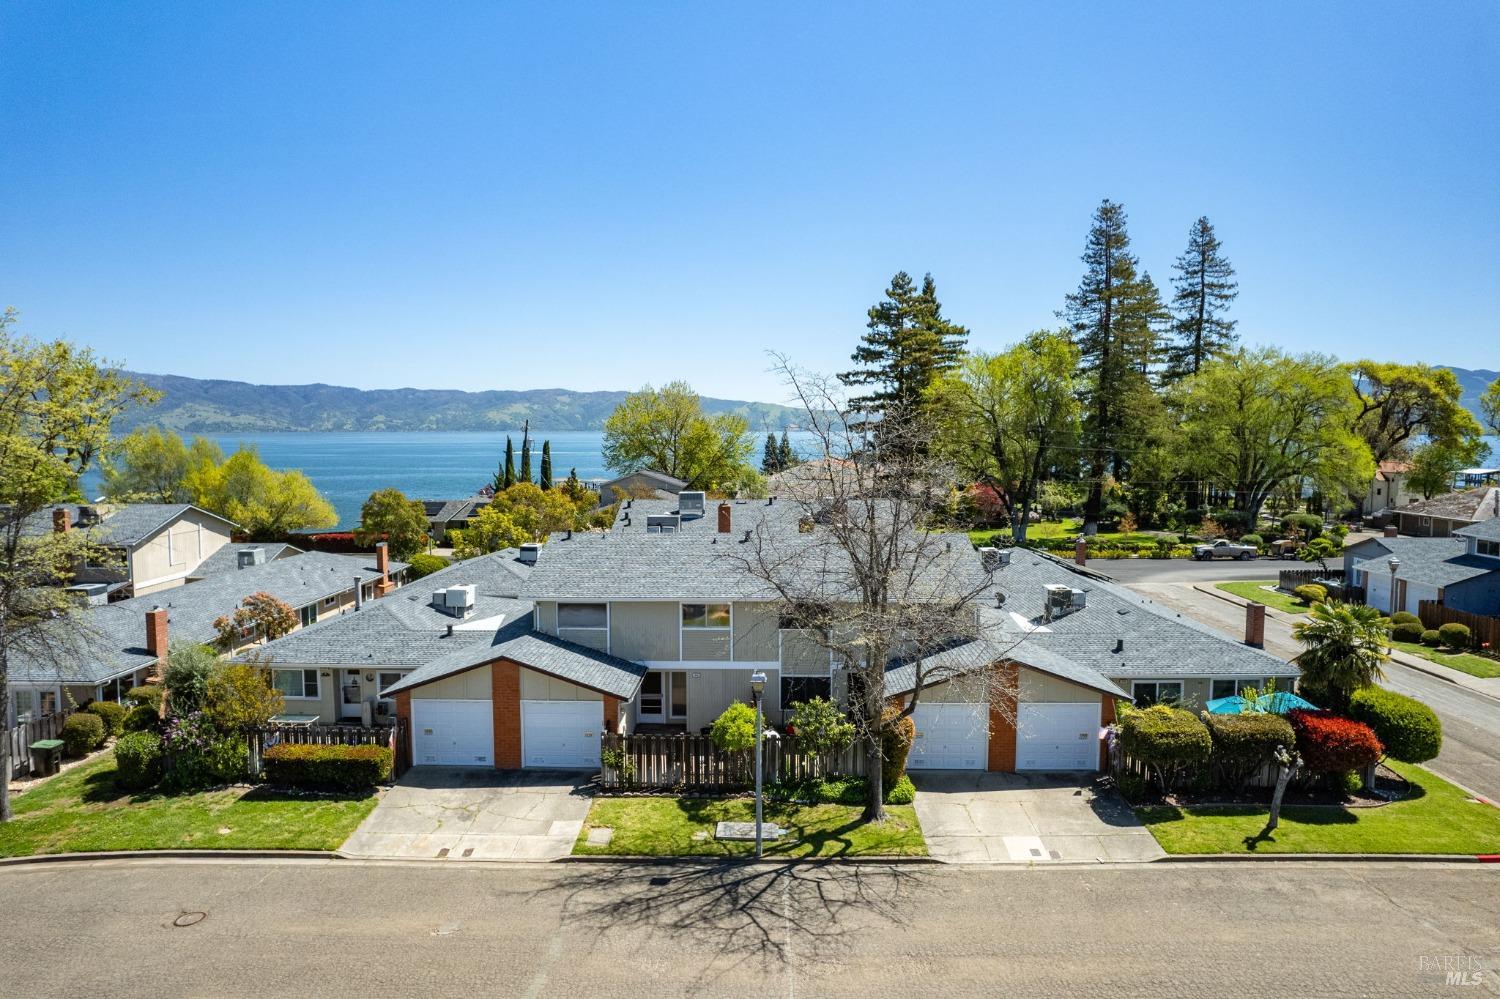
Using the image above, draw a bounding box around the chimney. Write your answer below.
[52,508,70,534]
[145,607,168,658]
[1383,524,1399,538]
[354,576,363,610]
[374,541,394,596]
[1074,539,1088,566]
[717,502,732,534]
[1244,602,1266,648]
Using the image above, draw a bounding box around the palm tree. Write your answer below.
[1292,600,1390,710]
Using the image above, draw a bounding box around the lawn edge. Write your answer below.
[0,848,339,867]
[1152,852,1485,863]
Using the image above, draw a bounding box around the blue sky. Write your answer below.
[2,2,1496,403]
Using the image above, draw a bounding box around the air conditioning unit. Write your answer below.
[237,546,266,569]
[646,514,681,532]
[678,491,706,518]
[1043,583,1085,621]
[444,584,476,615]
[518,542,540,564]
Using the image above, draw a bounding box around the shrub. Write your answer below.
[1202,712,1296,792]
[1348,688,1442,764]
[84,700,127,737]
[1238,534,1264,552]
[161,711,248,790]
[125,685,163,710]
[1283,512,1323,541]
[163,644,219,714]
[262,743,393,790]
[885,774,916,805]
[1390,611,1422,627]
[61,712,105,756]
[787,697,855,756]
[880,706,916,788]
[1420,629,1443,647]
[203,664,283,732]
[1119,705,1211,792]
[1294,584,1327,605]
[123,704,160,733]
[768,774,917,806]
[1438,622,1471,650]
[1287,709,1383,774]
[114,731,163,790]
[709,702,760,752]
[405,553,450,579]
[1391,621,1425,644]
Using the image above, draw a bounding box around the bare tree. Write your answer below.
[727,357,1020,822]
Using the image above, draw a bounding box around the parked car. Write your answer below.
[1192,539,1258,561]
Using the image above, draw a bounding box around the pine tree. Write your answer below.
[1120,270,1170,380]
[761,433,780,475]
[778,429,796,470]
[539,440,553,490]
[839,271,968,446]
[1164,216,1238,382]
[503,437,516,489]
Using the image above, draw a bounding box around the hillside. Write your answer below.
[116,373,807,433]
[1446,366,1498,427]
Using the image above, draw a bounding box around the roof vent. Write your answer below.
[1113,638,1124,654]
[646,514,680,533]
[518,542,540,564]
[994,591,1007,608]
[442,584,476,617]
[237,546,266,569]
[678,491,706,518]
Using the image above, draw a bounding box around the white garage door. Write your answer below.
[1016,702,1100,771]
[907,702,987,770]
[411,699,493,767]
[522,700,604,769]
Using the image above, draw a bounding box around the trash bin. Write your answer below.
[28,739,63,778]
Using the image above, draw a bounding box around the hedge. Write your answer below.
[1119,705,1211,792]
[122,704,159,733]
[262,743,393,790]
[1438,622,1471,650]
[1420,629,1442,647]
[61,713,106,756]
[1287,709,1382,773]
[1391,621,1425,644]
[114,731,164,790]
[1390,611,1422,628]
[84,700,127,737]
[125,685,163,709]
[1202,712,1295,791]
[1348,688,1442,764]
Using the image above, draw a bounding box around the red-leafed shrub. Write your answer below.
[1287,709,1383,773]
[287,531,363,553]
[967,483,1007,523]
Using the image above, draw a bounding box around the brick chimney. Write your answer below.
[717,502,732,534]
[1074,539,1088,566]
[145,607,168,658]
[374,541,394,596]
[1244,602,1266,648]
[52,508,70,533]
[1383,524,1399,538]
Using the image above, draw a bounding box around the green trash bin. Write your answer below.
[29,739,64,778]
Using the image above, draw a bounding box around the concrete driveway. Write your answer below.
[339,767,592,861]
[910,771,1164,864]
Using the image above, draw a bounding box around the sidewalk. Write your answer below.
[1195,582,1500,702]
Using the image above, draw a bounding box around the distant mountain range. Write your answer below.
[1447,366,1498,430]
[116,372,808,433]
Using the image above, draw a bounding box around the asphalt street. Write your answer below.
[1,858,1496,998]
[1123,580,1500,803]
[1084,555,1303,584]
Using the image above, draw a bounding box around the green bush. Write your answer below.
[1119,705,1211,792]
[61,712,105,757]
[113,731,164,790]
[161,711,248,790]
[83,700,127,737]
[787,697,855,756]
[1349,687,1442,764]
[1282,513,1323,541]
[163,644,218,715]
[1390,611,1422,628]
[1294,584,1328,605]
[1391,621,1425,644]
[1238,534,1264,551]
[262,743,393,790]
[709,702,760,752]
[1202,712,1296,792]
[767,773,917,806]
[880,707,916,787]
[1438,622,1471,650]
[405,553,450,579]
[1420,629,1443,647]
[124,685,163,709]
[122,704,159,733]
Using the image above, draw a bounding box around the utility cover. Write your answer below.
[714,821,783,841]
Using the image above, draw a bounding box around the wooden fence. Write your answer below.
[1277,568,1362,603]
[1417,602,1500,651]
[246,720,409,778]
[599,732,866,792]
[4,708,78,779]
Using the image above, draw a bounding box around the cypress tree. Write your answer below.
[761,433,780,474]
[778,429,796,470]
[519,431,532,484]
[503,437,516,489]
[539,440,553,490]
[1164,216,1238,382]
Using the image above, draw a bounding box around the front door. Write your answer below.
[637,670,688,726]
[340,669,364,719]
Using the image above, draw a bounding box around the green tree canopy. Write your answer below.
[1348,361,1483,466]
[1163,216,1238,382]
[450,504,530,559]
[602,381,751,490]
[191,447,337,540]
[101,427,214,503]
[354,487,430,560]
[1481,377,1500,438]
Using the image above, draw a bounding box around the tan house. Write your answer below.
[35,503,238,601]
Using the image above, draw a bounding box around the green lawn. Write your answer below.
[1389,640,1500,680]
[573,797,927,858]
[1215,580,1313,616]
[0,752,379,858]
[1137,761,1500,855]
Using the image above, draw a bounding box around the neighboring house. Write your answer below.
[268,490,1299,775]
[1394,487,1500,538]
[1357,460,1417,519]
[5,545,408,726]
[421,497,491,544]
[187,542,302,579]
[28,503,239,600]
[1343,526,1500,616]
[765,457,860,501]
[596,469,687,507]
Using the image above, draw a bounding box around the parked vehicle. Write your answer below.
[1192,539,1258,561]
[1269,539,1302,560]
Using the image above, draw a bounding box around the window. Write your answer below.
[376,672,404,717]
[1210,678,1264,700]
[13,688,36,723]
[1479,540,1500,559]
[299,605,317,628]
[273,669,319,699]
[781,676,832,707]
[682,603,731,628]
[323,595,338,607]
[1132,681,1183,708]
[558,603,608,629]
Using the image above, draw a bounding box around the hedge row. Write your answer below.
[1203,712,1295,791]
[1347,688,1441,764]
[262,743,393,790]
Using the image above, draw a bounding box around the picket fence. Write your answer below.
[600,732,866,792]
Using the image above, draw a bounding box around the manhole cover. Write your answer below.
[173,912,206,928]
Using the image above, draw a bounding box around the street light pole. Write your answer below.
[750,671,767,859]
[1387,556,1401,615]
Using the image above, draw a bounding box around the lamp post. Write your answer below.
[749,670,767,859]
[1387,556,1401,614]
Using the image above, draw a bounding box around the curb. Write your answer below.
[1156,852,1489,864]
[0,849,338,868]
[559,854,942,866]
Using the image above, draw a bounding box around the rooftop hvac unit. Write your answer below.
[444,584,476,615]
[518,542,540,565]
[1043,583,1085,621]
[237,546,266,569]
[678,491,706,518]
[646,514,681,532]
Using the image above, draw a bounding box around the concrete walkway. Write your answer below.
[340,767,593,861]
[910,771,1165,864]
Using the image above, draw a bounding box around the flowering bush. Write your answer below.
[162,710,247,790]
[1287,709,1382,774]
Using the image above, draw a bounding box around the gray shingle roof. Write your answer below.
[1352,538,1496,588]
[21,503,237,547]
[882,634,1130,700]
[1455,518,1500,542]
[190,542,301,578]
[1396,488,1500,524]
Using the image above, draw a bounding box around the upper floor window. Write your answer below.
[682,603,730,629]
[1478,539,1500,558]
[558,602,608,629]
[299,605,317,628]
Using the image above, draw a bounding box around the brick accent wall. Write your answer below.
[491,659,521,769]
[987,663,1019,773]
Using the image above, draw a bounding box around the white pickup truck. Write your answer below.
[1191,539,1258,561]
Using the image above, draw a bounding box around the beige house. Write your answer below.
[38,503,238,600]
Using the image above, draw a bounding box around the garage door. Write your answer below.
[521,700,604,769]
[1016,702,1100,771]
[411,699,493,767]
[907,702,987,770]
